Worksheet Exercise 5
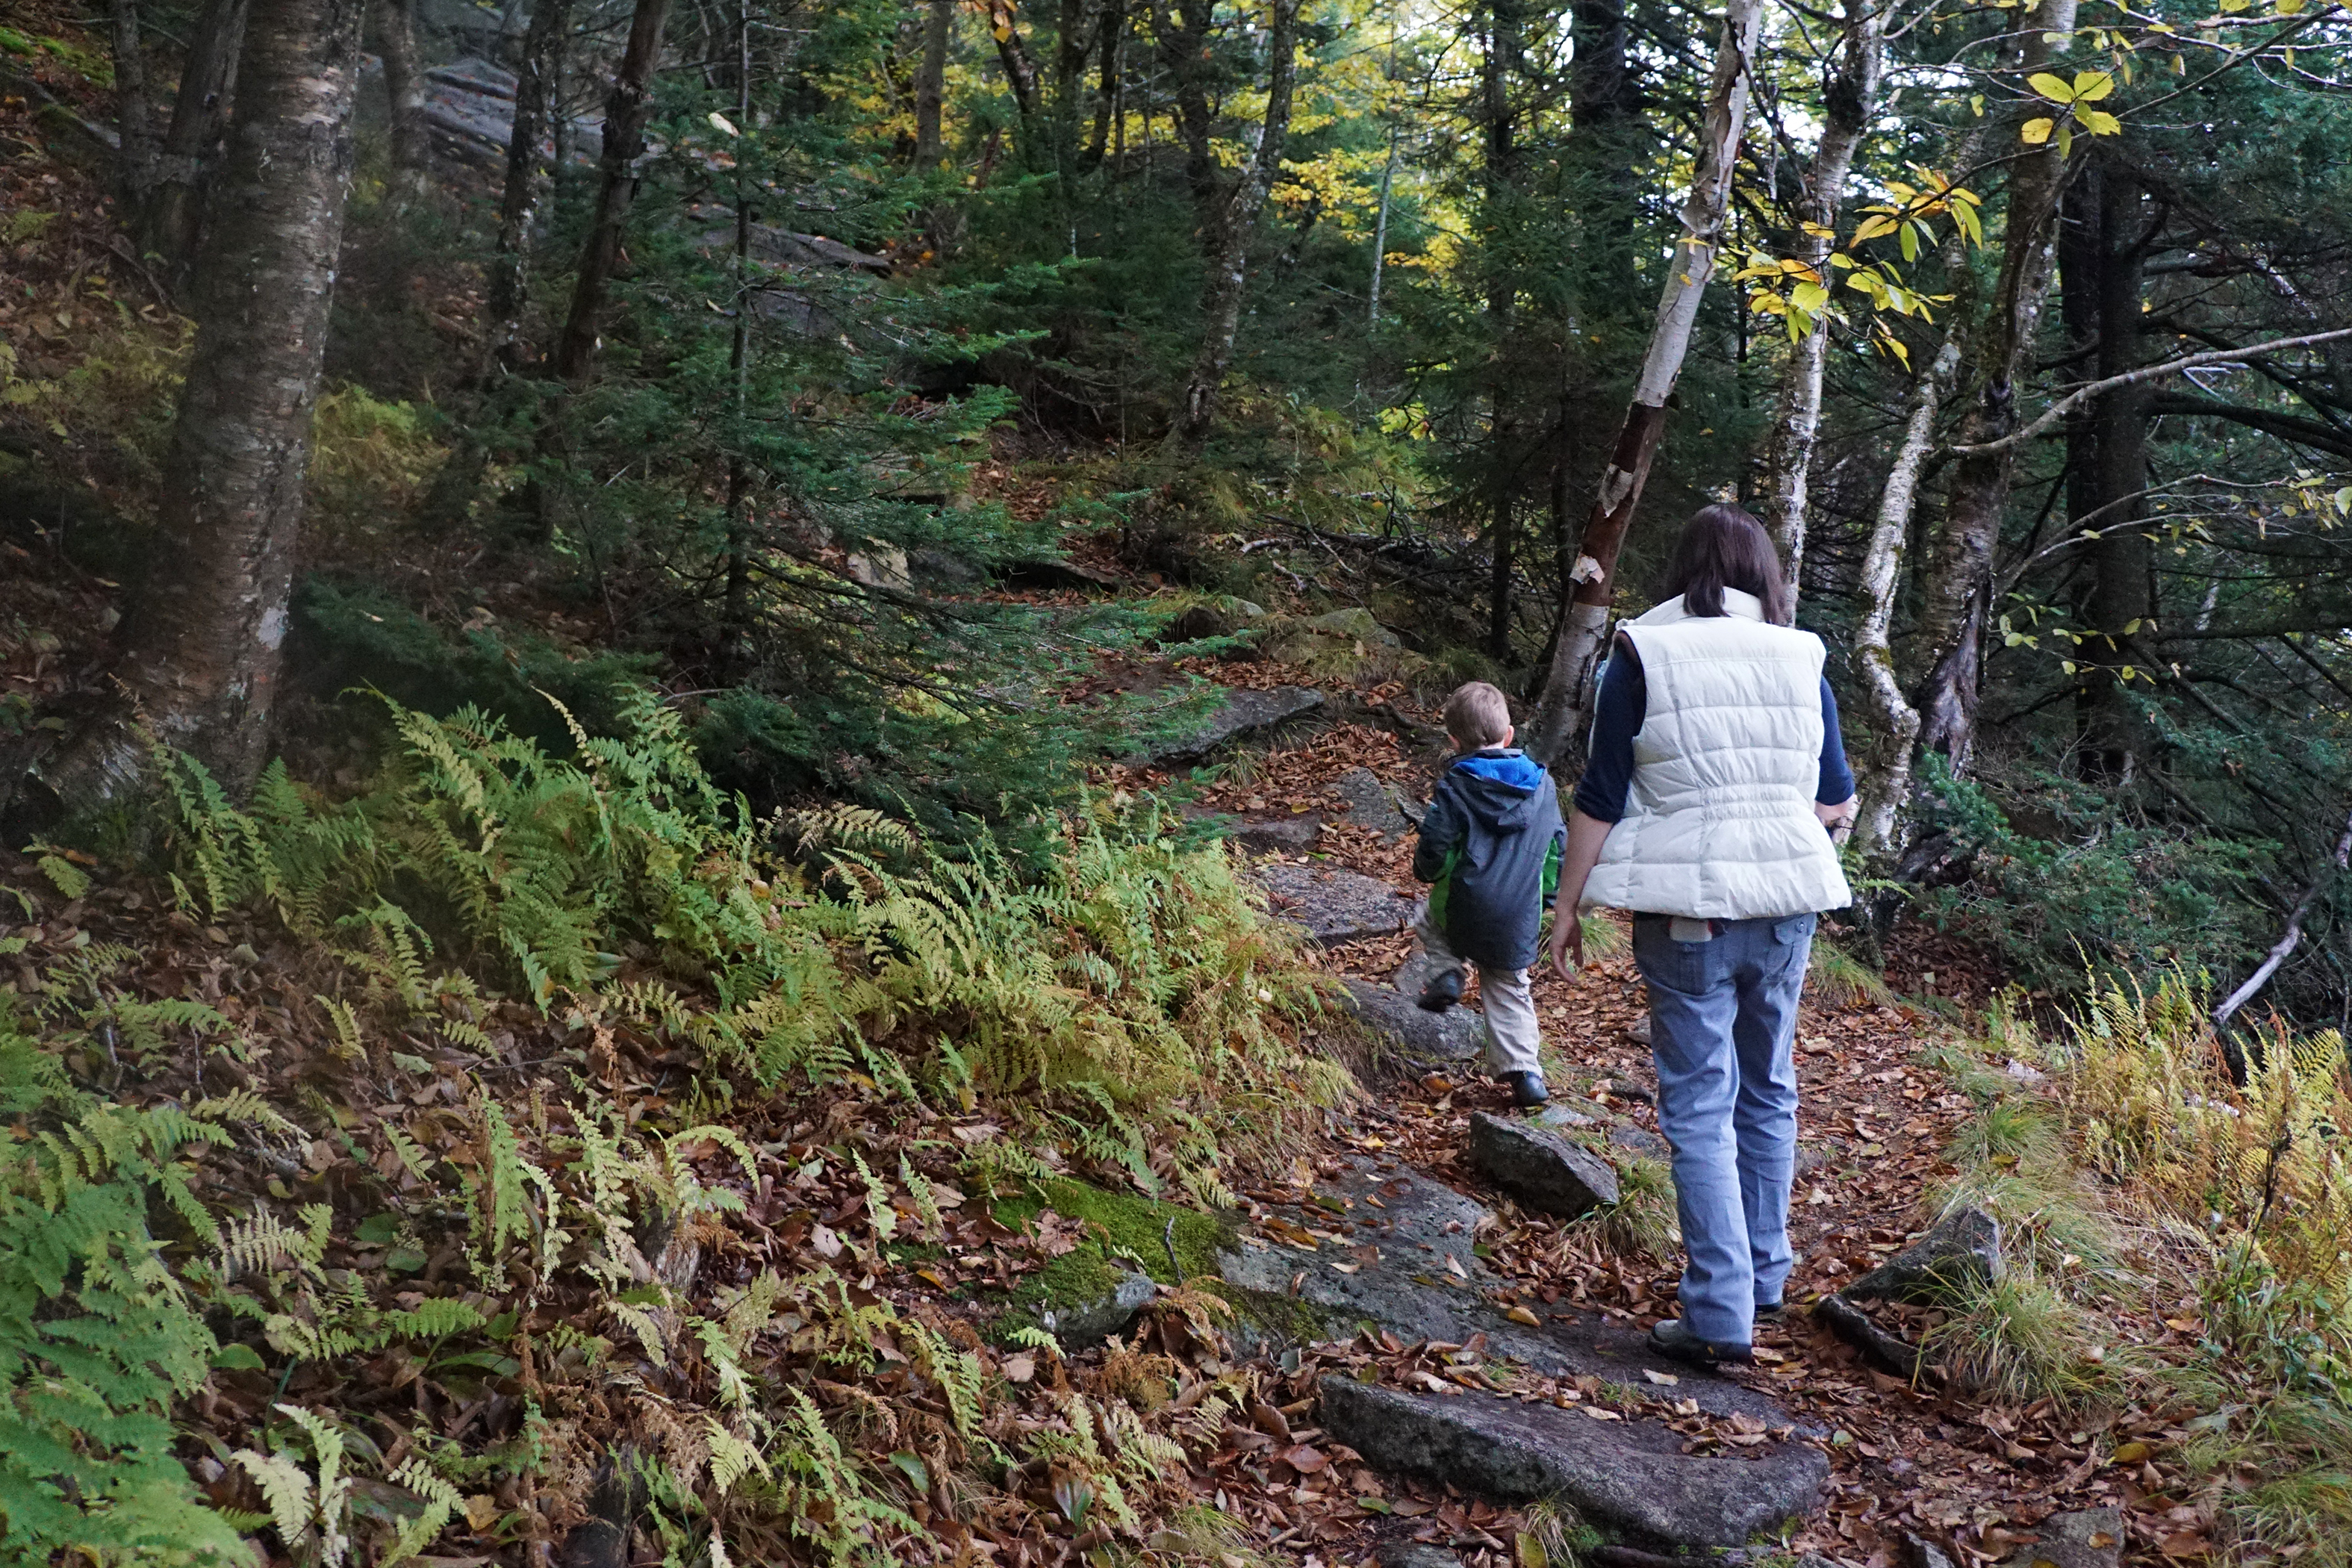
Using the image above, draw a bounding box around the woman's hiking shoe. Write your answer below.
[1416,968,1466,1013]
[1496,1070,1549,1107]
[1755,1301,1785,1323]
[1647,1319,1753,1368]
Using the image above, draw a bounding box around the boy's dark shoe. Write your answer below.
[1416,968,1466,1013]
[1496,1070,1549,1108]
[1647,1319,1753,1368]
[1754,1301,1785,1324]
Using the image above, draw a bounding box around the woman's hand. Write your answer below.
[1815,794,1858,844]
[1550,911,1584,982]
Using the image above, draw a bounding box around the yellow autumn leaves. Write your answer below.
[2022,69,2123,157]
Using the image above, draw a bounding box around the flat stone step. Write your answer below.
[1216,1157,1793,1427]
[1257,862,1418,944]
[1134,685,1324,766]
[1340,980,1484,1065]
[1319,1377,1829,1551]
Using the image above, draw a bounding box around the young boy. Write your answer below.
[1410,681,1566,1108]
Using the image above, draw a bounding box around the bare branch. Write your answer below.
[1948,326,2352,458]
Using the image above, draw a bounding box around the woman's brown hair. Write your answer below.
[1662,503,1793,625]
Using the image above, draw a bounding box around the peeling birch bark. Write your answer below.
[1525,0,1765,766]
[484,0,573,370]
[1852,337,1960,859]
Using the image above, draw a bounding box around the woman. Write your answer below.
[1549,503,1857,1369]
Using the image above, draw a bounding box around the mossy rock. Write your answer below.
[982,1177,1236,1345]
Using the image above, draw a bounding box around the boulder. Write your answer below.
[2006,1508,2124,1568]
[1340,980,1484,1065]
[1136,685,1324,766]
[1319,1378,1829,1549]
[1257,862,1418,944]
[1469,1112,1621,1217]
[1033,1271,1158,1347]
[1814,1293,1923,1380]
[1231,816,1322,853]
[1375,1546,1462,1568]
[1334,766,1413,838]
[1845,1207,2003,1305]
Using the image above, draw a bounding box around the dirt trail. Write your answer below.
[1176,711,2148,1567]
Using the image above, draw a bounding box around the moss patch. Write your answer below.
[982,1177,1239,1332]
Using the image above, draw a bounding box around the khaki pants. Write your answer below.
[1414,902,1543,1077]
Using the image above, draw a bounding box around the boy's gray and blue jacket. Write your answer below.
[1410,747,1565,971]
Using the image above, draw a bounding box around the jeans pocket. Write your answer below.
[1773,913,1817,945]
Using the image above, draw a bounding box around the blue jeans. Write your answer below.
[1631,911,1815,1346]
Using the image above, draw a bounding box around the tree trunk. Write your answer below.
[1157,0,1216,211]
[2079,162,2152,781]
[1908,0,2080,768]
[1851,335,1961,859]
[484,0,573,369]
[140,0,248,273]
[49,0,364,803]
[1484,0,1522,662]
[553,0,676,382]
[722,0,755,673]
[1567,0,1637,301]
[915,0,951,164]
[1166,0,1300,452]
[1080,0,1124,170]
[1366,122,1396,324]
[110,0,162,212]
[370,0,429,200]
[986,0,1042,134]
[1523,0,1766,766]
[1756,0,1885,596]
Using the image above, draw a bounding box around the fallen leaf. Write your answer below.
[1581,1405,1623,1421]
[1282,1445,1328,1473]
[810,1223,843,1259]
[2109,1442,2150,1464]
[1641,1368,1679,1386]
[1004,1354,1036,1384]
[1505,1306,1541,1327]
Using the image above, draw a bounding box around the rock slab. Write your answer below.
[1335,766,1413,838]
[1341,980,1484,1065]
[1845,1206,2003,1304]
[1319,1377,1829,1550]
[1258,862,1419,944]
[1034,1271,1157,1346]
[2006,1508,2124,1568]
[1375,1546,1463,1568]
[1140,685,1324,765]
[1469,1112,1621,1216]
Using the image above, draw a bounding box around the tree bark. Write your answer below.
[914,0,951,164]
[140,0,248,273]
[1080,0,1124,171]
[1484,0,1522,661]
[553,0,676,382]
[1523,0,1767,766]
[1157,0,1216,211]
[484,0,573,370]
[986,0,1042,133]
[2078,162,2151,780]
[1366,122,1396,324]
[1908,0,2079,770]
[370,0,429,201]
[50,0,364,802]
[110,0,162,212]
[1851,335,1961,859]
[1166,0,1300,452]
[1756,0,1885,597]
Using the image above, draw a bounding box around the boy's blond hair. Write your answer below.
[1442,681,1513,750]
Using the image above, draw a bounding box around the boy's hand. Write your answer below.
[1549,915,1584,982]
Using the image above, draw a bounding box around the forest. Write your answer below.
[0,0,2349,1557]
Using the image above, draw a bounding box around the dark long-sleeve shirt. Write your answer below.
[1570,649,1855,824]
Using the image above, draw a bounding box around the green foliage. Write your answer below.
[0,1026,246,1562]
[159,691,1351,1202]
[1911,752,2266,1001]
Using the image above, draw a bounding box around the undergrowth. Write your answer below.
[1929,976,2352,1561]
[158,685,1353,1207]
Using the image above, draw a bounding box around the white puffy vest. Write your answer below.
[1579,589,1853,920]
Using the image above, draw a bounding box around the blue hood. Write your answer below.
[1452,749,1548,793]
